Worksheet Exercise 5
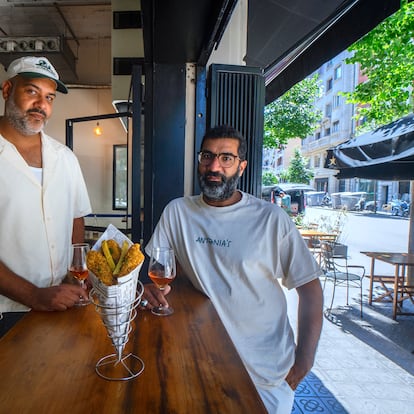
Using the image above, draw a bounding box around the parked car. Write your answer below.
[262,183,315,215]
[331,192,368,210]
[306,191,326,207]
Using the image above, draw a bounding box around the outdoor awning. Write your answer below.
[140,0,400,103]
[325,114,414,180]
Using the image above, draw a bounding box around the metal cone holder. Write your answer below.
[90,275,145,381]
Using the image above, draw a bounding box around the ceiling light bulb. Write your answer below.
[94,122,103,136]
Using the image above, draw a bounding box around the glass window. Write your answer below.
[334,65,342,80]
[113,145,127,210]
[332,120,340,133]
[326,78,333,91]
[333,95,341,108]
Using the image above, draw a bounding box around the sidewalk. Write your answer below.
[286,278,414,414]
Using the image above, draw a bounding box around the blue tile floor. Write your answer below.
[293,371,348,413]
[284,269,414,414]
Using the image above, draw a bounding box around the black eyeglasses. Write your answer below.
[197,151,241,168]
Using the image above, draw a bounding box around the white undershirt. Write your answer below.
[29,166,43,184]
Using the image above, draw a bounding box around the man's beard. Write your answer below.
[5,95,47,136]
[198,166,241,202]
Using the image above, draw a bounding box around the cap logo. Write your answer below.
[35,59,55,77]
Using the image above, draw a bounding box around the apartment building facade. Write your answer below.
[301,50,357,194]
[300,50,405,208]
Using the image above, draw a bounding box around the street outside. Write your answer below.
[286,206,414,413]
[304,206,410,274]
[286,205,414,353]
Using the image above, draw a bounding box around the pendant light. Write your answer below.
[94,122,103,136]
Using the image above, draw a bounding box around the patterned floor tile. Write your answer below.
[293,371,348,413]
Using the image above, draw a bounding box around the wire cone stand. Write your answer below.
[90,280,145,380]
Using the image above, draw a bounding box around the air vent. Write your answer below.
[113,57,145,76]
[0,36,77,82]
[113,11,142,29]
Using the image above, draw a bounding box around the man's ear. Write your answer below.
[2,80,12,100]
[239,160,248,176]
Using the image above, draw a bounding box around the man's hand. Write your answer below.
[140,283,171,310]
[29,284,89,311]
[285,357,313,390]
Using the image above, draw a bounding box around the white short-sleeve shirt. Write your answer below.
[0,132,92,312]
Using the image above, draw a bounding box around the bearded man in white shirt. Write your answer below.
[142,125,323,413]
[0,57,92,335]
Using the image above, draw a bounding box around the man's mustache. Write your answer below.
[204,171,226,182]
[27,108,47,118]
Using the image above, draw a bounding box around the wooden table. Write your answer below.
[299,229,339,264]
[0,277,266,414]
[299,229,338,241]
[361,251,414,320]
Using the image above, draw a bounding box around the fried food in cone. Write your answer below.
[87,250,114,286]
[87,235,144,285]
[117,244,145,277]
[104,239,122,263]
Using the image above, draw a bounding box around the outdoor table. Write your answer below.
[298,229,338,241]
[0,276,266,414]
[361,251,414,320]
[299,229,339,264]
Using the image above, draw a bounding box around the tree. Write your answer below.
[262,171,278,186]
[263,75,322,149]
[281,149,314,184]
[343,0,414,129]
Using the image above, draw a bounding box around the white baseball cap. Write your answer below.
[6,56,68,94]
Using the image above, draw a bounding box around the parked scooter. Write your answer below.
[321,193,332,207]
[391,199,410,217]
[354,196,366,211]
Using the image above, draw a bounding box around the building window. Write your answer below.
[315,131,321,140]
[333,95,341,108]
[326,78,333,92]
[324,127,331,136]
[332,120,340,133]
[325,103,332,117]
[334,65,342,80]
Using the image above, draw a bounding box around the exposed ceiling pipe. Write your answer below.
[54,3,80,47]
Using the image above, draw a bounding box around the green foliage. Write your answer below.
[281,149,314,184]
[343,1,414,128]
[301,209,348,242]
[278,170,290,183]
[262,171,279,186]
[264,75,322,148]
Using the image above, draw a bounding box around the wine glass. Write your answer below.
[148,247,176,316]
[69,243,91,306]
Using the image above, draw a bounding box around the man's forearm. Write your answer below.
[72,217,85,244]
[0,261,37,308]
[296,278,323,368]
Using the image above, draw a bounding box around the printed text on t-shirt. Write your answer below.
[195,236,232,247]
